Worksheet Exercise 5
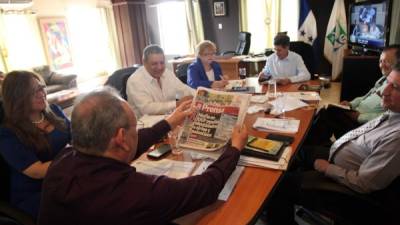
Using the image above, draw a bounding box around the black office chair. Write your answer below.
[0,132,36,225]
[299,171,400,225]
[104,65,141,100]
[221,32,251,56]
[289,41,315,79]
[175,63,190,84]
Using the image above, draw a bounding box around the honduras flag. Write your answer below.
[298,0,317,45]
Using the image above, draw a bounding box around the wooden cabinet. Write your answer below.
[341,54,381,101]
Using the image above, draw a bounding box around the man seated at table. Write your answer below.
[306,44,399,145]
[127,44,195,118]
[258,33,310,85]
[265,63,400,225]
[38,87,248,225]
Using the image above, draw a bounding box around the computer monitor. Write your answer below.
[348,0,392,54]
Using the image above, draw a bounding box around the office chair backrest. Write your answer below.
[235,32,251,55]
[175,63,190,84]
[105,65,140,100]
[289,41,315,78]
[221,32,251,56]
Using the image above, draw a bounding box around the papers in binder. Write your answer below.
[239,147,292,170]
[253,117,300,133]
[192,160,244,201]
[131,159,195,179]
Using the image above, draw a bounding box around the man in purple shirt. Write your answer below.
[38,87,248,225]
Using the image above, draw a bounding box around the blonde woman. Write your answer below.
[187,40,228,89]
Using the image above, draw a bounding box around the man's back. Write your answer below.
[39,146,239,225]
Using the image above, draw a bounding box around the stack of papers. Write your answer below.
[239,147,292,170]
[253,117,300,133]
[131,159,195,179]
[192,160,244,201]
[283,92,321,101]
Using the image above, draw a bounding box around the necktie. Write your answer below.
[329,112,389,162]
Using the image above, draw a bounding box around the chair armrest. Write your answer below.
[48,74,77,88]
[301,171,380,207]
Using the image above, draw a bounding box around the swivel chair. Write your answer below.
[175,63,190,84]
[221,32,251,56]
[298,171,400,225]
[289,41,315,78]
[105,65,141,100]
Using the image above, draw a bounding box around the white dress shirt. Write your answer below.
[126,66,195,118]
[261,50,311,83]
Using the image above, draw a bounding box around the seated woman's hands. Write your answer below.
[211,80,229,89]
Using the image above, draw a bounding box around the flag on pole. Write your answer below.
[298,0,317,45]
[324,0,347,81]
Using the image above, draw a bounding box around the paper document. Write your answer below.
[253,117,300,133]
[131,159,195,179]
[239,147,292,170]
[193,160,244,201]
[225,80,246,90]
[283,92,321,101]
[269,96,308,115]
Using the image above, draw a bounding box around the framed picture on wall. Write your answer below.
[38,17,73,70]
[213,1,226,17]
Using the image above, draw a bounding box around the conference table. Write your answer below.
[140,78,319,224]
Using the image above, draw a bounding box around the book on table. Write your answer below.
[178,87,251,152]
[242,136,286,161]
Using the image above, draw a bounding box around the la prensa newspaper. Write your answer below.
[178,87,250,151]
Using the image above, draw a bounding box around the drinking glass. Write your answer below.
[275,93,286,118]
[168,126,183,155]
[266,80,277,101]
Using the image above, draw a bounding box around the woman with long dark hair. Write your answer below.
[0,70,70,218]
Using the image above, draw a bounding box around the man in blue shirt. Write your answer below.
[258,34,310,85]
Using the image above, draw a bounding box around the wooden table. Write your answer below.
[167,78,318,225]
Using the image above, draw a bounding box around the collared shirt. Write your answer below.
[126,66,195,118]
[350,76,387,123]
[261,50,310,83]
[38,120,240,225]
[326,111,400,193]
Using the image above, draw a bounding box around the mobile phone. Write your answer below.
[147,144,171,159]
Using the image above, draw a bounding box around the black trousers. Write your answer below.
[305,106,361,145]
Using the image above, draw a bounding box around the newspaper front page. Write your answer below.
[178,87,250,151]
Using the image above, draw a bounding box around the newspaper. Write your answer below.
[178,87,250,151]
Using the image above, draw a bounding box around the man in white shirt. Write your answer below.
[126,45,195,118]
[258,34,310,85]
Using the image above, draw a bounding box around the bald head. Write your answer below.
[71,87,131,155]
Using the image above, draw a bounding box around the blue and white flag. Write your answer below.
[324,0,347,81]
[298,0,317,45]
